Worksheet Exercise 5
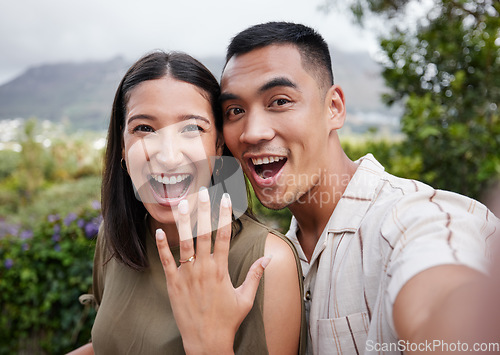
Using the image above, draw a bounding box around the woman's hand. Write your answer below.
[155,188,271,355]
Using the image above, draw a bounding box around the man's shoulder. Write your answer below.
[358,159,498,234]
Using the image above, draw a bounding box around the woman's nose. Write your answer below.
[147,129,184,170]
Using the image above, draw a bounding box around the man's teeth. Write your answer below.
[251,156,285,165]
[152,174,190,185]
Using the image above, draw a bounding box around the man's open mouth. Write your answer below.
[250,156,287,180]
[149,173,193,200]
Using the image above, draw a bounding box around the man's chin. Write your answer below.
[255,191,292,211]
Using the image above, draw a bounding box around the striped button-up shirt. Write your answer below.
[286,154,499,354]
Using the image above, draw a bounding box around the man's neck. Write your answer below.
[289,151,358,261]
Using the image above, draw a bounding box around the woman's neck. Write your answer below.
[149,217,181,248]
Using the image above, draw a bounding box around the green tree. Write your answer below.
[13,118,46,204]
[326,0,500,198]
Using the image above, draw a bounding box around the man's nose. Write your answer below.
[239,110,275,145]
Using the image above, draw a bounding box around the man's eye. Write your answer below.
[274,98,290,106]
[133,125,154,133]
[227,107,245,116]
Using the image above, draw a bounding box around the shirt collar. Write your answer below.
[286,154,385,263]
[327,154,385,233]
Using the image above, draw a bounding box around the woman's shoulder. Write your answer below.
[238,213,287,240]
[239,214,299,257]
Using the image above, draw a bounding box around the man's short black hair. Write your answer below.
[225,21,334,91]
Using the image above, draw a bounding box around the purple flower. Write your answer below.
[7,225,19,236]
[48,214,60,223]
[19,230,33,240]
[92,200,101,210]
[64,213,77,226]
[4,258,14,269]
[77,219,85,228]
[54,244,61,252]
[22,243,30,251]
[0,221,20,238]
[52,234,61,242]
[53,224,61,234]
[84,222,99,239]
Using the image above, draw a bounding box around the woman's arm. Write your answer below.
[263,233,302,355]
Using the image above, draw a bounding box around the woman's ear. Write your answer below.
[325,85,346,132]
[216,133,224,157]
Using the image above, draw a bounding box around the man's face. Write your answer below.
[221,44,340,210]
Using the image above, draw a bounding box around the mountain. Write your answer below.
[0,56,129,130]
[0,47,400,132]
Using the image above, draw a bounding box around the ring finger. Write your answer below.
[177,199,195,265]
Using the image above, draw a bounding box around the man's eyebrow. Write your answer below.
[258,77,297,93]
[219,77,298,104]
[219,92,239,104]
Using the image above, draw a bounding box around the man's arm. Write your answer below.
[393,264,490,353]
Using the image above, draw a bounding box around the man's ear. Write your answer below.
[325,85,346,132]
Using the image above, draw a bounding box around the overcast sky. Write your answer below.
[0,0,380,86]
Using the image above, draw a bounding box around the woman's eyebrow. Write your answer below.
[127,114,155,125]
[179,115,211,125]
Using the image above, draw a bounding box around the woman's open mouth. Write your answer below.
[149,173,193,201]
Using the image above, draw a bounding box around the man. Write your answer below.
[219,22,499,354]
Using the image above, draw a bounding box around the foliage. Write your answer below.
[251,190,292,233]
[0,119,104,353]
[0,118,104,223]
[326,0,500,199]
[0,150,20,181]
[0,205,100,354]
[342,136,423,180]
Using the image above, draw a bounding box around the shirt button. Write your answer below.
[305,290,311,301]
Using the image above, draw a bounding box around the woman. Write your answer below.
[72,51,305,354]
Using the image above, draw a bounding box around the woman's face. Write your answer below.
[123,76,220,228]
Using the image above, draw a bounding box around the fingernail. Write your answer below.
[261,255,273,268]
[221,193,231,208]
[156,229,164,240]
[199,186,209,202]
[178,199,189,214]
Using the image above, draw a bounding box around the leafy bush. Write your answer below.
[343,137,422,180]
[0,204,100,354]
[0,150,20,181]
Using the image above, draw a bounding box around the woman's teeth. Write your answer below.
[152,174,190,185]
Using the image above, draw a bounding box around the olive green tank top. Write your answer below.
[91,214,306,354]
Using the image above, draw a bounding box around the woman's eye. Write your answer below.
[182,124,203,133]
[133,125,154,133]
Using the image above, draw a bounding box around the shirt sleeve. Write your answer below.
[381,189,499,333]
